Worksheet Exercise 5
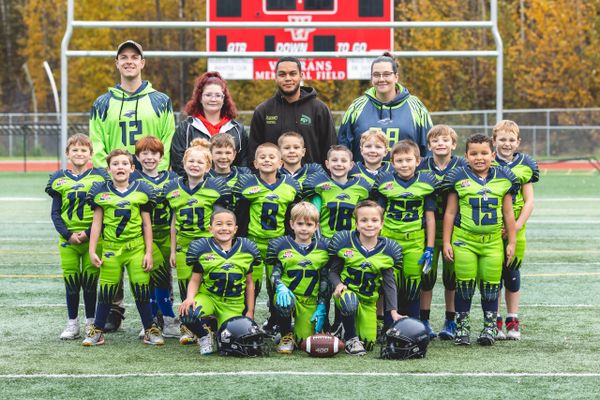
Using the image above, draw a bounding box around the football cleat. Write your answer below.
[438,319,457,341]
[60,319,80,340]
[477,312,498,346]
[422,320,438,340]
[454,313,471,346]
[179,325,198,345]
[162,316,181,338]
[506,319,521,340]
[345,336,367,356]
[276,334,296,354]
[199,332,215,355]
[82,325,105,346]
[143,324,165,345]
[495,317,506,340]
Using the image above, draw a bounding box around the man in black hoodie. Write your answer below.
[249,57,337,167]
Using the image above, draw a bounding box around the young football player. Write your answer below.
[372,140,437,323]
[208,133,252,236]
[266,202,330,353]
[303,145,371,239]
[442,133,518,346]
[83,149,163,346]
[329,200,404,355]
[233,143,301,333]
[348,128,392,185]
[278,131,325,185]
[493,120,539,340]
[132,136,180,338]
[45,134,109,340]
[163,138,231,345]
[179,209,259,355]
[416,125,465,340]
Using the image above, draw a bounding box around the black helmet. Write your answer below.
[380,318,430,360]
[217,316,269,357]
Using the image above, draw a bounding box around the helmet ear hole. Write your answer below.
[217,316,270,357]
[380,318,430,360]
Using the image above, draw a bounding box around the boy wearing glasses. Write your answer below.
[249,56,337,168]
[338,52,432,162]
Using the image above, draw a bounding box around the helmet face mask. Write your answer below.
[217,317,270,357]
[380,318,429,360]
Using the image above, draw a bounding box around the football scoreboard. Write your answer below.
[207,0,393,80]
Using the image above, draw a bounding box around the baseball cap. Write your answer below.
[116,40,144,58]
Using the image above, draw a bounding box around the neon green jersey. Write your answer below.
[266,235,330,299]
[46,168,110,239]
[162,176,231,240]
[348,161,393,186]
[373,170,438,237]
[279,163,325,186]
[233,174,300,240]
[302,173,371,238]
[87,180,156,243]
[186,237,261,299]
[442,166,519,234]
[494,153,539,218]
[89,81,175,169]
[417,156,466,223]
[329,230,403,302]
[131,170,178,235]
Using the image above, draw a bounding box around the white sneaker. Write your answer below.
[82,325,105,346]
[276,334,295,354]
[199,332,215,355]
[143,324,165,345]
[345,336,366,356]
[162,316,181,338]
[60,319,80,340]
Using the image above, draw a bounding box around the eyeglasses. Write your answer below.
[371,71,395,80]
[202,93,225,100]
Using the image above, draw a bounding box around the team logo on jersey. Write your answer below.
[265,193,279,201]
[56,178,67,187]
[321,183,331,191]
[265,115,278,125]
[343,249,354,258]
[171,190,181,198]
[298,259,313,268]
[187,198,198,206]
[385,183,394,191]
[283,250,293,259]
[336,193,351,200]
[399,192,414,198]
[460,180,471,188]
[116,200,131,208]
[123,110,136,118]
[71,183,85,190]
[249,186,261,194]
[104,251,115,258]
[477,188,492,201]
[100,193,111,201]
[221,263,234,271]
[204,254,215,261]
[359,261,372,269]
[299,114,312,125]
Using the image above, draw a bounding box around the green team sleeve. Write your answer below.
[90,112,108,168]
[158,100,175,171]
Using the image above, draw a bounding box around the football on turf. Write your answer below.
[300,334,345,357]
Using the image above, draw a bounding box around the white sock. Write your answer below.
[507,313,518,319]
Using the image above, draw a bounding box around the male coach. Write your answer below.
[89,40,175,170]
[249,56,336,166]
[88,40,175,331]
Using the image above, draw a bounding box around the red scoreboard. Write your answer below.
[207,0,393,80]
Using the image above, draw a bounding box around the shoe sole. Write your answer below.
[454,338,471,346]
[82,339,105,346]
[144,340,165,345]
[179,339,198,345]
[438,332,455,341]
[60,334,81,340]
[163,333,181,339]
[277,349,294,354]
[506,334,521,340]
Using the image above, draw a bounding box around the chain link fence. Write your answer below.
[1,108,599,165]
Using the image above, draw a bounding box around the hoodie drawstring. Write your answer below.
[118,93,125,120]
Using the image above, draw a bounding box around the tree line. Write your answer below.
[1,0,598,114]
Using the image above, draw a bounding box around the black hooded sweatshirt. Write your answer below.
[249,86,336,167]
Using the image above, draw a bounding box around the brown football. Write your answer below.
[300,334,345,357]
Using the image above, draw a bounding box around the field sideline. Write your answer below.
[0,171,599,399]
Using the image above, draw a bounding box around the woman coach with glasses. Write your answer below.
[338,52,433,161]
[170,71,249,176]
